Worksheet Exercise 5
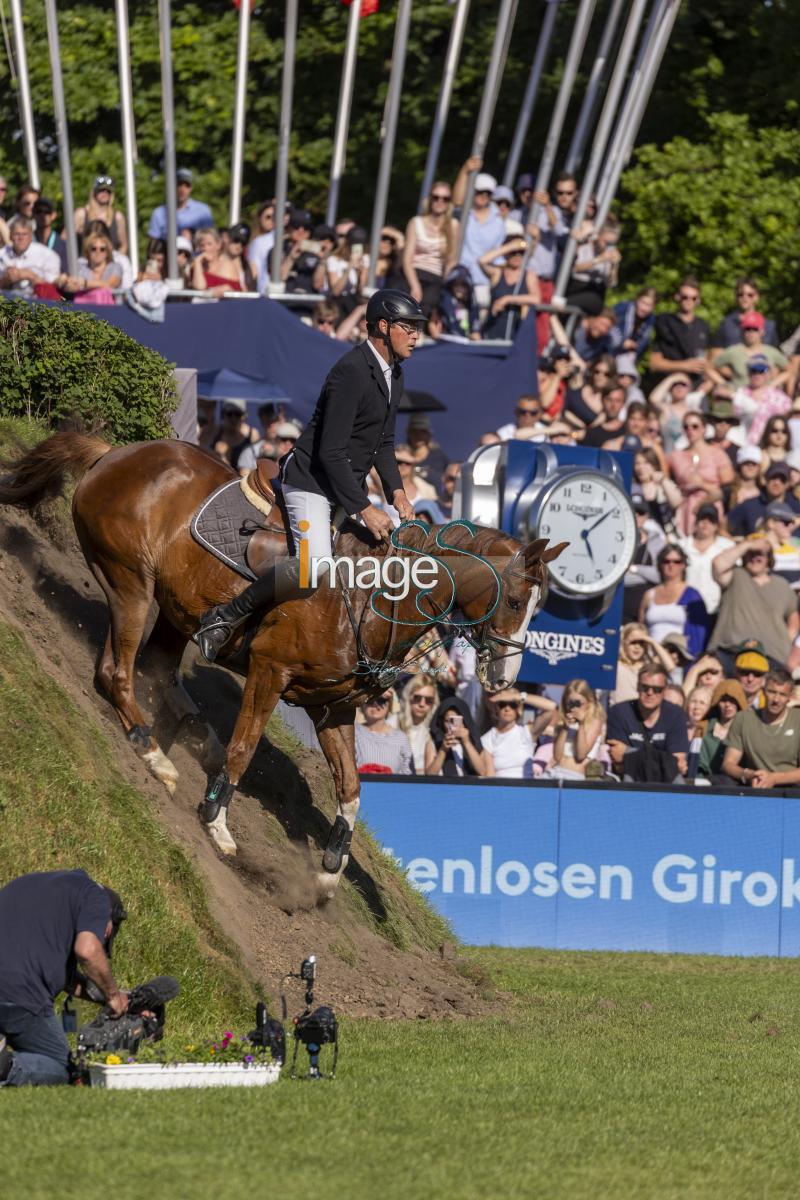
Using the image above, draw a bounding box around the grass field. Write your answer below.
[5,946,800,1200]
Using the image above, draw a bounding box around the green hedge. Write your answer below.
[0,298,177,442]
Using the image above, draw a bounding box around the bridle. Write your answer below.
[337,525,545,692]
[457,547,547,681]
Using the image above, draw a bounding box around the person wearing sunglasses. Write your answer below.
[712,277,779,352]
[480,691,536,779]
[607,664,689,778]
[74,175,128,256]
[731,353,792,447]
[403,184,458,313]
[397,673,438,774]
[640,544,710,661]
[667,411,733,535]
[758,414,792,482]
[710,541,799,676]
[649,274,710,384]
[69,231,121,305]
[355,692,413,775]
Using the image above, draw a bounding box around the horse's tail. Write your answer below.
[0,431,112,508]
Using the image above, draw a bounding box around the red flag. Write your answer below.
[343,0,380,14]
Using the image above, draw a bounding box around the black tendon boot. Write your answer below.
[192,559,310,663]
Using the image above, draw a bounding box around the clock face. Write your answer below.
[535,471,637,596]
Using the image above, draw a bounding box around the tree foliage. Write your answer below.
[0,1,797,327]
[0,299,177,440]
[618,113,800,332]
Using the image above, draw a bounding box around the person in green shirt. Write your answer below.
[722,668,800,789]
[712,312,787,388]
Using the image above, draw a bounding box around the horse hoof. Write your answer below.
[206,814,237,856]
[141,746,179,794]
[315,872,340,903]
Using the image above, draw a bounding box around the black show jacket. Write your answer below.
[281,341,405,515]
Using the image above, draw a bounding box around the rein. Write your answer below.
[331,521,538,700]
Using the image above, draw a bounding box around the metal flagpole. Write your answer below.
[455,0,518,261]
[563,0,626,175]
[552,0,649,305]
[270,0,298,288]
[502,0,559,190]
[593,0,679,230]
[417,0,470,213]
[366,0,413,289]
[501,0,596,337]
[327,0,361,227]
[43,0,77,275]
[116,0,139,278]
[157,0,179,284]
[229,0,251,225]
[529,0,596,223]
[9,0,39,189]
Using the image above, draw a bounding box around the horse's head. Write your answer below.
[461,536,568,693]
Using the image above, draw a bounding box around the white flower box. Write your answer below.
[89,1060,282,1090]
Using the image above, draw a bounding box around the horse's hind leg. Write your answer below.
[89,557,179,793]
[139,610,225,770]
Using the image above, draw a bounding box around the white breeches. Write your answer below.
[282,484,335,562]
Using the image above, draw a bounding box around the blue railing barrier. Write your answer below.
[360,777,800,956]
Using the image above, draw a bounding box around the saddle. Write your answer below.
[190,459,289,581]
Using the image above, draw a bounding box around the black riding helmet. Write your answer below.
[365,289,426,330]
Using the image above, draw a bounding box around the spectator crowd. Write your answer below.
[3,160,800,791]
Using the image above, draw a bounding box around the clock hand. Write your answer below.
[580,528,595,561]
[586,508,614,535]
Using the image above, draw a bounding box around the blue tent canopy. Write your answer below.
[197,368,292,404]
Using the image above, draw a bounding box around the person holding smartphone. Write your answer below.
[543,680,607,781]
[429,697,489,777]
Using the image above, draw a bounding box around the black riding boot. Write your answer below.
[192,559,309,663]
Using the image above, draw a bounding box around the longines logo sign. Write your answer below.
[525,630,606,666]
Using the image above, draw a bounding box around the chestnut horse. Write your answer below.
[0,434,565,895]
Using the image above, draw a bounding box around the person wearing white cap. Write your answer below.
[492,185,524,237]
[451,155,506,305]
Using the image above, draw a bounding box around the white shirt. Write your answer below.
[366,339,393,401]
[0,241,60,285]
[679,534,735,614]
[481,724,535,779]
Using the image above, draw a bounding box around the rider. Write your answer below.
[193,288,427,662]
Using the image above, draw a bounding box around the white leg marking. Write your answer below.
[141,746,179,794]
[206,810,237,856]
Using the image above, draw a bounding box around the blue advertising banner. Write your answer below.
[361,778,800,956]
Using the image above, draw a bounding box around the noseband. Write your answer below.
[459,549,547,676]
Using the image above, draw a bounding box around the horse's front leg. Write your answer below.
[202,658,285,855]
[312,711,360,898]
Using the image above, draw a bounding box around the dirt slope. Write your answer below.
[0,503,489,1019]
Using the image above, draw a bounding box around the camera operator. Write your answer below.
[0,869,128,1087]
